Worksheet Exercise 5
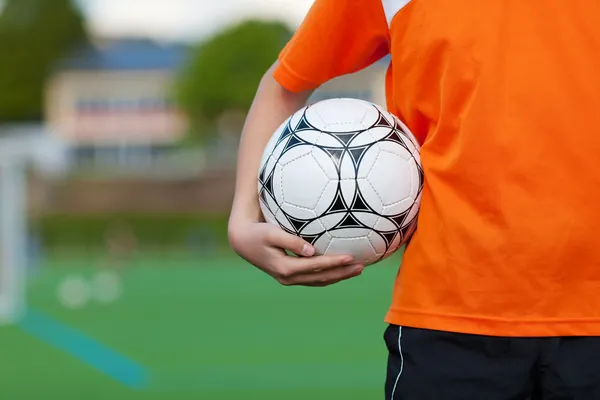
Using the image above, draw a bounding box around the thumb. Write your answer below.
[265,226,315,257]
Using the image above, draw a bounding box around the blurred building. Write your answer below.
[36,44,390,215]
[45,39,193,175]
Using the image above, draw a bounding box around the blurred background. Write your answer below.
[0,0,399,398]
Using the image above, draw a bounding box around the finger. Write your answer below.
[282,264,364,287]
[284,253,355,276]
[304,270,364,287]
[272,255,353,280]
[270,253,355,282]
[264,226,315,257]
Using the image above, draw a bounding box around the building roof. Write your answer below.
[55,37,387,73]
[55,39,189,72]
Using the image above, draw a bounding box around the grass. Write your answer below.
[0,251,401,399]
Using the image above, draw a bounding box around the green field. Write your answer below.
[0,252,401,399]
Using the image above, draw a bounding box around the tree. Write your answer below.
[0,0,87,121]
[176,20,292,139]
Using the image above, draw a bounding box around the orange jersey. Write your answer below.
[273,0,600,337]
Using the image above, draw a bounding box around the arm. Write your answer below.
[228,63,362,286]
[228,62,312,231]
[228,0,389,286]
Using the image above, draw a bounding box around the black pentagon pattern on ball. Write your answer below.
[258,104,423,262]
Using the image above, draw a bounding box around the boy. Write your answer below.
[228,0,600,398]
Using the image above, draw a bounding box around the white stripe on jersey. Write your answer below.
[381,0,412,26]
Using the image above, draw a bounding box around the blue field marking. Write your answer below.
[18,309,148,389]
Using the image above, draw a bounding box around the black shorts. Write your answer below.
[384,324,600,400]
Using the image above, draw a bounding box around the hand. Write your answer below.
[228,221,364,287]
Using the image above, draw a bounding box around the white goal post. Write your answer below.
[0,126,68,324]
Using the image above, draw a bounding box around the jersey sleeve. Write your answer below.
[273,0,390,92]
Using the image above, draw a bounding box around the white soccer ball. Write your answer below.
[258,98,423,266]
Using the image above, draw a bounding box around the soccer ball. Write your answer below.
[258,98,423,266]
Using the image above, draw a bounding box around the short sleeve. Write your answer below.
[273,0,390,92]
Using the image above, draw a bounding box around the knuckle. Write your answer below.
[277,276,293,286]
[272,265,293,280]
[264,229,277,243]
[311,261,325,270]
[295,239,307,250]
[279,272,293,281]
[314,278,334,287]
[308,262,319,271]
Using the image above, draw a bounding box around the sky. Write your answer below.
[76,0,315,42]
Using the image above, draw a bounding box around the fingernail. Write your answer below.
[344,256,354,264]
[302,244,315,257]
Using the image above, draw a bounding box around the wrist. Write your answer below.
[229,201,261,230]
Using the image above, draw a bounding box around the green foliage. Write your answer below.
[176,19,292,136]
[33,213,230,251]
[0,0,87,121]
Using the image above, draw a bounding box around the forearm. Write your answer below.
[229,62,313,228]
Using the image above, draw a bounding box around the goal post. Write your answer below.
[0,126,68,324]
[0,158,27,324]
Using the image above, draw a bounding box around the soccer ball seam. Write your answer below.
[383,195,416,209]
[278,147,313,167]
[307,103,328,127]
